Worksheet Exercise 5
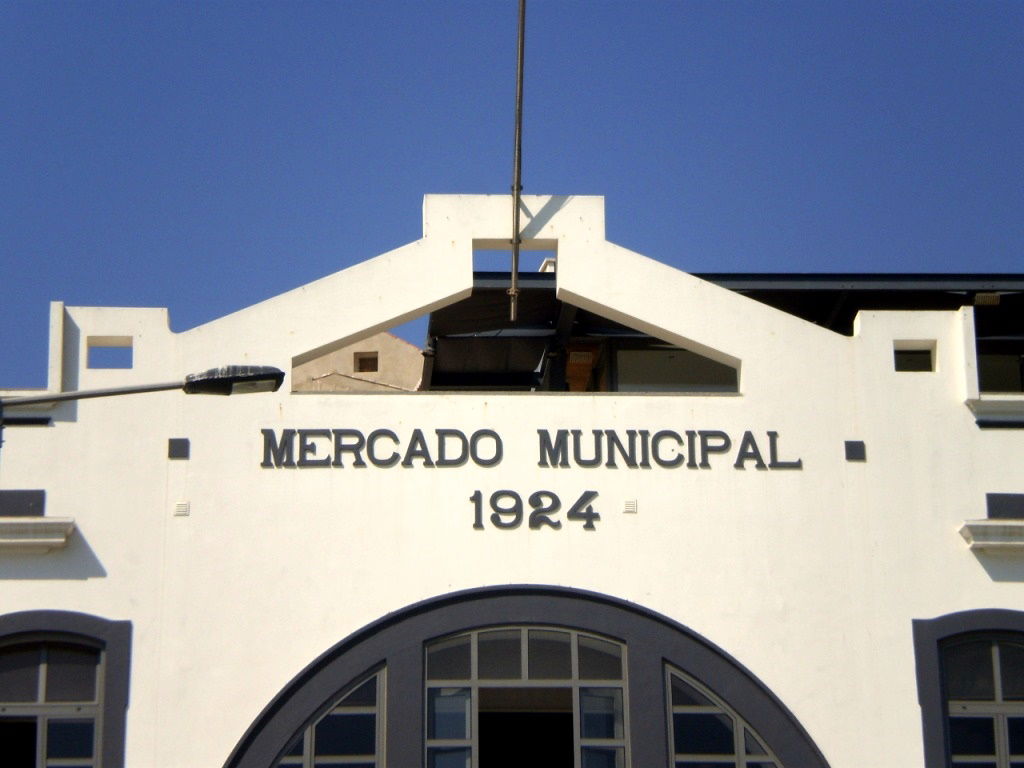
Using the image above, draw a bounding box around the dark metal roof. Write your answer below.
[694,273,1024,291]
[420,271,1024,390]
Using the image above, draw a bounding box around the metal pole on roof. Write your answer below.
[509,0,526,322]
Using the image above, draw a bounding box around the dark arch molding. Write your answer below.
[0,609,132,768]
[224,585,830,768]
[914,608,1024,768]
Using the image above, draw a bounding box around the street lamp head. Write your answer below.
[182,365,285,396]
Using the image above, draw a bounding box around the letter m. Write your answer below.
[261,429,296,468]
[537,429,570,468]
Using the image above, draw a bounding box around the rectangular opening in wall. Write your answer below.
[616,347,739,393]
[354,352,379,373]
[978,351,1024,393]
[986,493,1024,520]
[473,246,557,274]
[86,336,133,369]
[975,293,1024,392]
[894,341,935,372]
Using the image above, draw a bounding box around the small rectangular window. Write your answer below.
[894,342,935,372]
[987,494,1024,520]
[87,336,133,369]
[354,352,379,373]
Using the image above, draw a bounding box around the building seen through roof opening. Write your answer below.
[1,194,1024,768]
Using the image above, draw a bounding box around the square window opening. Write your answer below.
[894,341,935,372]
[87,336,133,369]
[472,239,557,275]
[354,352,379,373]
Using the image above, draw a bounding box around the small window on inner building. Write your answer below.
[354,352,379,373]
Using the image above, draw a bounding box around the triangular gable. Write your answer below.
[176,195,847,392]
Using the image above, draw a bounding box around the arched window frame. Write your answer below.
[666,665,784,767]
[0,610,132,768]
[275,668,386,768]
[226,586,829,768]
[914,609,1024,768]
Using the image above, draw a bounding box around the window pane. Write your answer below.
[949,716,996,756]
[1001,643,1024,700]
[673,712,734,755]
[578,636,622,680]
[0,718,37,766]
[1009,717,1024,754]
[0,646,40,702]
[427,636,470,681]
[943,641,995,700]
[427,746,471,768]
[580,687,623,740]
[528,630,571,680]
[339,677,376,708]
[745,728,769,756]
[581,746,624,768]
[427,687,470,740]
[478,630,521,680]
[314,713,375,757]
[45,645,99,702]
[671,676,714,707]
[47,719,94,759]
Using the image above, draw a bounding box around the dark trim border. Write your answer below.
[224,585,829,768]
[0,610,132,768]
[913,608,1024,768]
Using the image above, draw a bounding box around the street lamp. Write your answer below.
[0,365,285,449]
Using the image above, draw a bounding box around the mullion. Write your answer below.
[471,632,479,768]
[996,713,1009,768]
[519,629,527,681]
[571,630,582,768]
[996,643,1006,705]
[995,644,1008,768]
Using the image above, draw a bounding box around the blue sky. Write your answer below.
[2,1,1022,387]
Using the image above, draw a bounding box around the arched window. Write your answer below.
[914,609,1024,768]
[667,666,783,767]
[226,587,829,768]
[0,611,131,768]
[941,635,1024,767]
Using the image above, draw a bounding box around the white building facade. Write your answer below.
[1,195,1023,768]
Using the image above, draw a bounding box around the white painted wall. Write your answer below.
[1,195,1021,768]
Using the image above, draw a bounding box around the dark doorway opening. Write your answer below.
[479,687,573,768]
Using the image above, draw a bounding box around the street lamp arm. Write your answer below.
[2,380,184,407]
[1,365,285,408]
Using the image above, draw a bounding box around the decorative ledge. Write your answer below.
[959,519,1024,551]
[0,517,76,554]
[968,394,1024,427]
